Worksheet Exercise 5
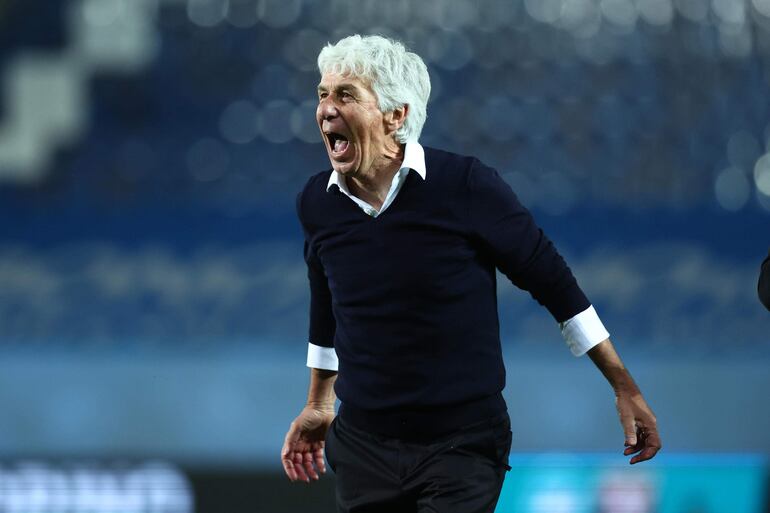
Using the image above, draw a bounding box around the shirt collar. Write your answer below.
[326,141,426,192]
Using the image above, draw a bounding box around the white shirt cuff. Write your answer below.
[306,343,339,371]
[560,305,610,357]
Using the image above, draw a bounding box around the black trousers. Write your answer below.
[325,412,512,513]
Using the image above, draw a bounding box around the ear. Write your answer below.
[384,104,409,135]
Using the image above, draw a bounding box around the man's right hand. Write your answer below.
[281,406,335,483]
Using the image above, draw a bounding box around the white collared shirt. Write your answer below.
[307,142,609,370]
[326,141,426,217]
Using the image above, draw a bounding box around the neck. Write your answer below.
[347,142,405,210]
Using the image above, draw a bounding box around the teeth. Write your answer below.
[334,138,349,153]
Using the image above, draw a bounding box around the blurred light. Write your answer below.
[257,100,295,143]
[713,0,746,25]
[186,0,227,27]
[225,0,258,28]
[598,474,655,513]
[72,0,159,72]
[754,153,770,195]
[675,0,710,22]
[257,0,301,28]
[530,489,579,513]
[186,137,230,181]
[435,0,478,31]
[727,130,761,170]
[290,99,321,143]
[427,30,474,70]
[0,55,86,184]
[561,0,602,38]
[529,31,568,63]
[283,28,327,72]
[600,0,638,33]
[413,0,443,28]
[714,166,751,210]
[754,0,770,18]
[524,0,562,24]
[758,188,770,211]
[83,0,123,27]
[637,0,675,27]
[576,33,622,64]
[680,23,720,57]
[0,461,192,513]
[48,470,70,510]
[376,0,412,28]
[718,27,753,57]
[323,0,354,30]
[475,0,519,31]
[219,100,259,144]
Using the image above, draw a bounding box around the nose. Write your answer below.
[318,96,338,121]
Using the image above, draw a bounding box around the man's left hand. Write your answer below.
[587,339,662,464]
[615,392,661,464]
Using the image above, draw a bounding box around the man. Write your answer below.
[760,250,770,311]
[281,35,661,512]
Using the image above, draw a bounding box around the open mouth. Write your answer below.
[326,132,351,158]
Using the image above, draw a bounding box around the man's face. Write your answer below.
[316,72,391,176]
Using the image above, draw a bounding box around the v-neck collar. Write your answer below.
[325,142,426,218]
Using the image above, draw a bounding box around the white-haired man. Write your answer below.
[281,34,661,513]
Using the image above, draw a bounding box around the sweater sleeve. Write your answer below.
[466,160,590,323]
[296,191,337,369]
[759,250,770,311]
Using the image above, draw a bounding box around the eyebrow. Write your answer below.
[317,83,361,94]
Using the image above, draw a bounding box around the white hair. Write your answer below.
[317,34,431,144]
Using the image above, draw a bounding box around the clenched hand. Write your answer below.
[616,392,661,464]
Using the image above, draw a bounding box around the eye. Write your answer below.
[318,92,328,100]
[341,91,353,100]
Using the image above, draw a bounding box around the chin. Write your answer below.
[330,159,358,176]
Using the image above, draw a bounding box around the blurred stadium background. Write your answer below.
[1,0,769,511]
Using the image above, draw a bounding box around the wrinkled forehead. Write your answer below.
[317,71,373,92]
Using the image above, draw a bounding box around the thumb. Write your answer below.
[618,405,637,446]
[622,415,637,447]
[282,421,300,455]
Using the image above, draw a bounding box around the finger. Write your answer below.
[281,439,298,481]
[624,426,646,454]
[619,411,637,448]
[293,453,310,483]
[630,432,662,465]
[313,444,326,475]
[630,444,660,464]
[624,444,642,456]
[282,452,298,481]
[623,423,637,448]
[304,451,319,481]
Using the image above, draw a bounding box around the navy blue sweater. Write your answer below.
[297,147,590,440]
